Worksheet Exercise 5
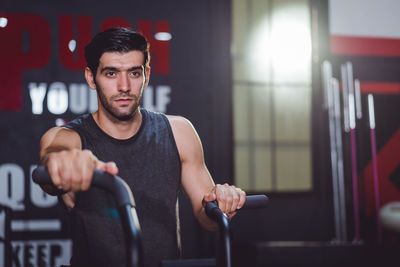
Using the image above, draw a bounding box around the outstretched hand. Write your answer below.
[202,184,246,219]
[46,149,118,192]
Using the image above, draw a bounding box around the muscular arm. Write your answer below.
[39,127,82,195]
[38,126,118,209]
[168,116,245,232]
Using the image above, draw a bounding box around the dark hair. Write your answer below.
[85,27,150,75]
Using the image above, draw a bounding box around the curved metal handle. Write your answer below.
[32,166,142,267]
[32,166,135,207]
[204,194,269,220]
[204,194,269,267]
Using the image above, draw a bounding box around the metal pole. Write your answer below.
[347,62,360,242]
[328,82,341,242]
[340,64,350,133]
[349,94,360,242]
[324,61,342,243]
[332,78,348,241]
[322,61,332,110]
[368,94,382,244]
[354,79,362,119]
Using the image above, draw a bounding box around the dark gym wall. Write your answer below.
[1,0,400,266]
[0,0,232,265]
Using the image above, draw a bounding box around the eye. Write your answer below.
[130,71,142,77]
[105,71,116,77]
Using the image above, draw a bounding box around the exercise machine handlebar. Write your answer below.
[32,166,143,267]
[32,166,269,267]
[204,194,269,267]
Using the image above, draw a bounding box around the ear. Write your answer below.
[85,67,97,90]
[144,67,151,88]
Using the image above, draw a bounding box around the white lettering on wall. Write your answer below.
[0,164,57,211]
[0,164,25,210]
[0,209,5,239]
[47,82,69,114]
[28,82,98,115]
[156,85,171,113]
[29,83,47,115]
[69,83,88,114]
[11,240,72,267]
[28,82,171,115]
[29,165,57,208]
[143,85,171,113]
[143,85,156,111]
[88,87,98,112]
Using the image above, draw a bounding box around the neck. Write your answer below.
[92,108,142,140]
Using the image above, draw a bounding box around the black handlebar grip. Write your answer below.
[32,166,135,207]
[205,194,269,219]
[241,195,269,210]
[32,166,53,185]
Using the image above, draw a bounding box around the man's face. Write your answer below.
[87,50,149,121]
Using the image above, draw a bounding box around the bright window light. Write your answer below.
[271,3,311,84]
[247,2,311,84]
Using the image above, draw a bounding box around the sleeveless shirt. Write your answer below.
[63,108,181,267]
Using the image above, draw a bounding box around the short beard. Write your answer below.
[95,83,142,122]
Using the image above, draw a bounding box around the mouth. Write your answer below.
[115,98,134,105]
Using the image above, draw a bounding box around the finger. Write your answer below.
[218,184,234,214]
[47,156,61,188]
[202,191,216,206]
[84,150,103,172]
[223,184,235,213]
[70,169,82,192]
[80,161,93,191]
[215,185,227,213]
[105,162,118,175]
[60,154,73,191]
[229,186,241,213]
[80,150,96,191]
[237,189,246,209]
[95,160,107,171]
[71,155,84,192]
[227,211,237,220]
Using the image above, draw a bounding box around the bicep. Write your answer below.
[168,116,214,216]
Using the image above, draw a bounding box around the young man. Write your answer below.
[39,27,245,267]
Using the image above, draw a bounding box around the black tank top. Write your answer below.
[63,108,181,267]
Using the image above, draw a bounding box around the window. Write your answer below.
[232,0,312,192]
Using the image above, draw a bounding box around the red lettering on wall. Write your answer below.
[0,14,171,112]
[58,15,92,70]
[100,17,131,32]
[138,20,170,74]
[0,13,50,111]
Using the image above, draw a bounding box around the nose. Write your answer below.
[118,73,130,92]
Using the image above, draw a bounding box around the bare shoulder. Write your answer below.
[166,115,199,139]
[40,127,81,155]
[166,115,203,161]
[166,115,193,130]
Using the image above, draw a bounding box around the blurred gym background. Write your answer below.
[1,0,399,266]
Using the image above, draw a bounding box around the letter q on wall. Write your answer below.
[0,164,25,210]
[0,164,58,211]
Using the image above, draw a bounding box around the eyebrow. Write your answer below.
[100,65,143,73]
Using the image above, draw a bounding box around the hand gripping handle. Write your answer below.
[32,166,135,207]
[205,194,269,219]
